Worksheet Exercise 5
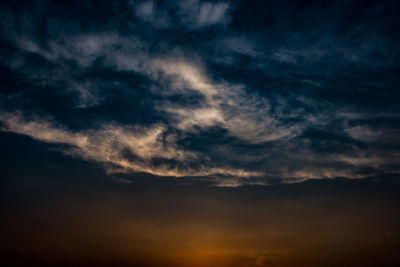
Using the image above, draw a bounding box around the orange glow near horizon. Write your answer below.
[3,182,399,267]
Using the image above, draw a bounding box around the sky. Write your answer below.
[1,0,400,266]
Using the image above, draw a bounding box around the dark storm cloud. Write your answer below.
[0,0,399,185]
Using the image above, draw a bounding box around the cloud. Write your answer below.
[145,58,301,143]
[0,111,261,179]
[0,0,399,185]
[130,0,231,30]
[344,124,400,143]
[176,0,231,29]
[131,1,171,28]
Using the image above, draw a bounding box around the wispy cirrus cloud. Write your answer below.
[0,111,261,179]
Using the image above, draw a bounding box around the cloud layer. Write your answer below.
[1,0,400,185]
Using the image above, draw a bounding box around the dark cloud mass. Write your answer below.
[1,0,400,186]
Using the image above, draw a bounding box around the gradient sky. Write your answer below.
[1,0,400,266]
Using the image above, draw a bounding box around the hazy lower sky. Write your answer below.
[1,0,400,266]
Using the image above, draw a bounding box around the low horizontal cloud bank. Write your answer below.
[0,0,399,185]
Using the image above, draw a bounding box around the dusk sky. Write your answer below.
[1,0,400,266]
